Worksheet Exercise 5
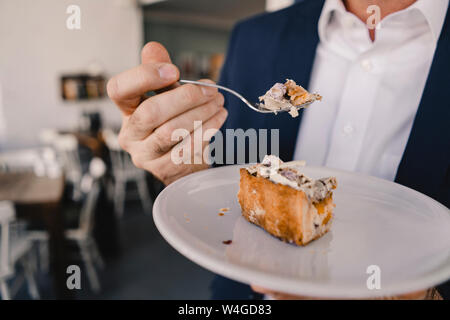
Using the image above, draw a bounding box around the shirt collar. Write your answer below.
[318,0,347,43]
[318,0,449,43]
[409,0,449,41]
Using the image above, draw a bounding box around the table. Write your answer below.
[0,172,70,299]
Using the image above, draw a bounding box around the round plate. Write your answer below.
[153,165,450,298]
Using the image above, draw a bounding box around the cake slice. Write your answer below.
[237,155,337,246]
[258,79,321,117]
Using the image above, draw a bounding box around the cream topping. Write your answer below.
[258,79,321,118]
[246,155,337,203]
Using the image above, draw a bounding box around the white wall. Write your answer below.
[0,0,143,148]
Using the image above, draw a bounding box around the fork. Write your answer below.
[179,79,316,114]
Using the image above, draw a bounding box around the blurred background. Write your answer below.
[0,0,295,299]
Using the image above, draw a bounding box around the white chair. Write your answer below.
[0,201,40,300]
[102,129,152,218]
[38,130,63,179]
[28,158,106,293]
[68,157,105,292]
[38,128,58,147]
[53,134,83,200]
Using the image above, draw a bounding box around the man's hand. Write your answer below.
[107,42,228,185]
[251,285,435,300]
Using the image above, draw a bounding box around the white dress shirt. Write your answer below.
[293,0,448,181]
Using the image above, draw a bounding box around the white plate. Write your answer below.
[153,165,450,298]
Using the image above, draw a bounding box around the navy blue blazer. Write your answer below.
[213,0,450,298]
[219,0,450,208]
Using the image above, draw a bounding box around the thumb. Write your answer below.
[141,41,172,64]
[141,41,179,91]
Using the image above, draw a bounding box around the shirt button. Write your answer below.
[360,59,373,72]
[343,124,354,136]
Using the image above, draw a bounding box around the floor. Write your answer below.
[16,199,217,300]
[79,201,217,300]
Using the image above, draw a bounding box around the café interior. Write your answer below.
[0,0,296,299]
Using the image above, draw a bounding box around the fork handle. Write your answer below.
[179,79,262,113]
[179,79,231,94]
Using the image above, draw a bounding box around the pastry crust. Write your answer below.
[238,168,334,246]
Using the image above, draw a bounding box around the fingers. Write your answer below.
[144,95,224,158]
[142,94,224,158]
[107,62,180,115]
[131,108,228,184]
[107,42,176,115]
[251,285,429,300]
[141,41,172,64]
[124,80,219,140]
[141,42,180,94]
[395,290,427,300]
[250,285,319,300]
[109,42,228,185]
[251,285,271,294]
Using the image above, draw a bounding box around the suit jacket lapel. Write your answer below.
[395,8,450,206]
